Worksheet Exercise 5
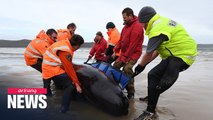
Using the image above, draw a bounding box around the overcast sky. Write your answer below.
[0,0,212,44]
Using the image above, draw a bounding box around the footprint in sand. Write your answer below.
[156,107,176,120]
[133,99,176,120]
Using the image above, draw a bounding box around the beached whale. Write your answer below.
[73,64,129,116]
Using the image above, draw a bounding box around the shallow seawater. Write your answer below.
[0,47,213,120]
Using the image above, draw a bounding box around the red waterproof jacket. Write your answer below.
[115,16,144,63]
[89,38,107,61]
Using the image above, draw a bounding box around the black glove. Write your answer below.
[134,64,146,77]
[84,57,91,64]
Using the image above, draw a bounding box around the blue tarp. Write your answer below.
[91,62,131,89]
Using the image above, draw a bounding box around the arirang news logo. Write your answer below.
[7,88,47,109]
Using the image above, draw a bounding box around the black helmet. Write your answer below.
[138,6,156,23]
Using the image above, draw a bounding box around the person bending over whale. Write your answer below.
[42,34,84,113]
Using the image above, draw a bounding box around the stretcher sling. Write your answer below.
[91,62,131,89]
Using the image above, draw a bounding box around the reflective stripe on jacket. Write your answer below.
[24,30,54,66]
[42,40,73,79]
[146,14,197,66]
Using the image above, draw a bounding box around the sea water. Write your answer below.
[0,47,91,73]
[0,45,213,120]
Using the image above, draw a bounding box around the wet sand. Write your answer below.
[134,54,213,120]
[0,53,213,120]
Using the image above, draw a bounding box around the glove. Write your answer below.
[84,56,92,64]
[134,64,146,76]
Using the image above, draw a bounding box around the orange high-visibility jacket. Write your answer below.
[107,28,121,56]
[107,28,120,46]
[57,29,71,41]
[42,40,80,85]
[24,30,55,66]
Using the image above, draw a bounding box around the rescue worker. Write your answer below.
[85,31,107,63]
[105,22,120,64]
[113,7,144,99]
[134,6,197,120]
[24,29,57,72]
[42,34,84,113]
[57,23,76,41]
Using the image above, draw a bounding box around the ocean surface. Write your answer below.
[0,46,212,74]
[0,46,213,120]
[0,47,90,66]
[0,45,212,66]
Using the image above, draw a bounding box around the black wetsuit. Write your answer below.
[146,34,189,113]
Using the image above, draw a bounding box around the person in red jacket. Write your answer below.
[86,31,107,63]
[113,7,144,99]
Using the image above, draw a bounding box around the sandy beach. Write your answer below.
[0,47,213,120]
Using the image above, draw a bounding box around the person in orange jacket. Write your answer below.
[57,23,76,41]
[105,22,120,64]
[85,32,107,63]
[42,34,84,113]
[24,29,57,72]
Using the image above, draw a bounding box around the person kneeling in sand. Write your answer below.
[42,34,84,113]
[134,6,197,120]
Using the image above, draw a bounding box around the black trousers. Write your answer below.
[107,55,119,64]
[105,45,118,64]
[30,59,42,73]
[147,56,189,113]
[43,73,75,109]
